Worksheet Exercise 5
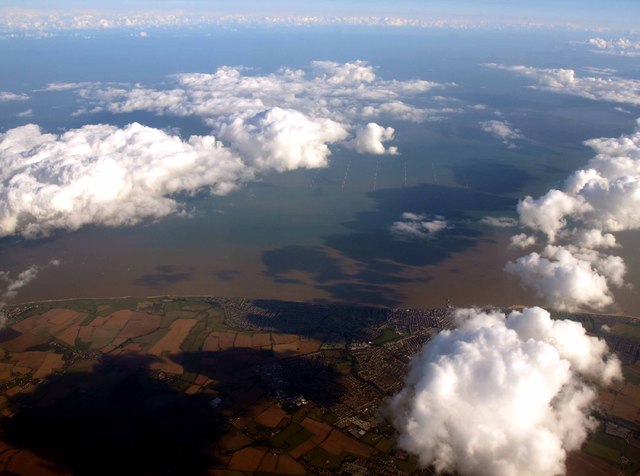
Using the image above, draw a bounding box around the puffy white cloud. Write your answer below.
[0,122,262,238]
[348,122,398,155]
[479,119,523,147]
[573,229,618,249]
[518,120,640,241]
[68,61,455,163]
[517,189,589,242]
[216,107,348,171]
[390,212,448,239]
[506,121,640,310]
[311,60,376,84]
[389,306,621,476]
[480,216,517,228]
[0,91,29,101]
[510,233,536,249]
[505,245,626,311]
[587,37,640,57]
[81,61,447,135]
[0,61,454,239]
[487,63,640,106]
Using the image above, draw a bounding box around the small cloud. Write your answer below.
[44,82,95,91]
[510,233,536,249]
[17,109,33,118]
[480,119,524,148]
[390,212,448,239]
[480,216,517,228]
[0,91,29,102]
[348,122,398,155]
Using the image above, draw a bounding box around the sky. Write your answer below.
[2,0,640,31]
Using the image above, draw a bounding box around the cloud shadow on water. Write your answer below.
[135,264,194,291]
[213,269,241,281]
[449,160,531,195]
[262,183,516,307]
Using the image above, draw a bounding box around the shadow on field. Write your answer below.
[1,353,224,476]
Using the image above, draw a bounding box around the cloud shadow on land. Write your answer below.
[1,347,348,475]
[135,264,194,291]
[174,349,345,410]
[262,183,516,307]
[1,353,225,476]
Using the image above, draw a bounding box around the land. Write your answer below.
[0,297,637,475]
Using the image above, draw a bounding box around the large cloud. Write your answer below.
[389,306,621,476]
[486,63,640,106]
[507,120,640,310]
[216,107,348,171]
[0,123,256,237]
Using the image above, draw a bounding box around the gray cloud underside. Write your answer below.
[389,306,621,476]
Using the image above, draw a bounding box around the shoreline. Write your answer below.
[6,294,639,320]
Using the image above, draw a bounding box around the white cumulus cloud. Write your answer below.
[510,233,536,249]
[486,63,640,106]
[348,122,398,155]
[74,61,452,154]
[480,119,524,147]
[505,245,626,311]
[587,37,640,57]
[507,120,640,310]
[216,107,348,171]
[390,212,448,239]
[0,123,258,238]
[389,306,621,476]
[0,91,29,102]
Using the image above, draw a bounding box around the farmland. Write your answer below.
[0,297,638,475]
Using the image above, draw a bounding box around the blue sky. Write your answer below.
[3,0,640,30]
